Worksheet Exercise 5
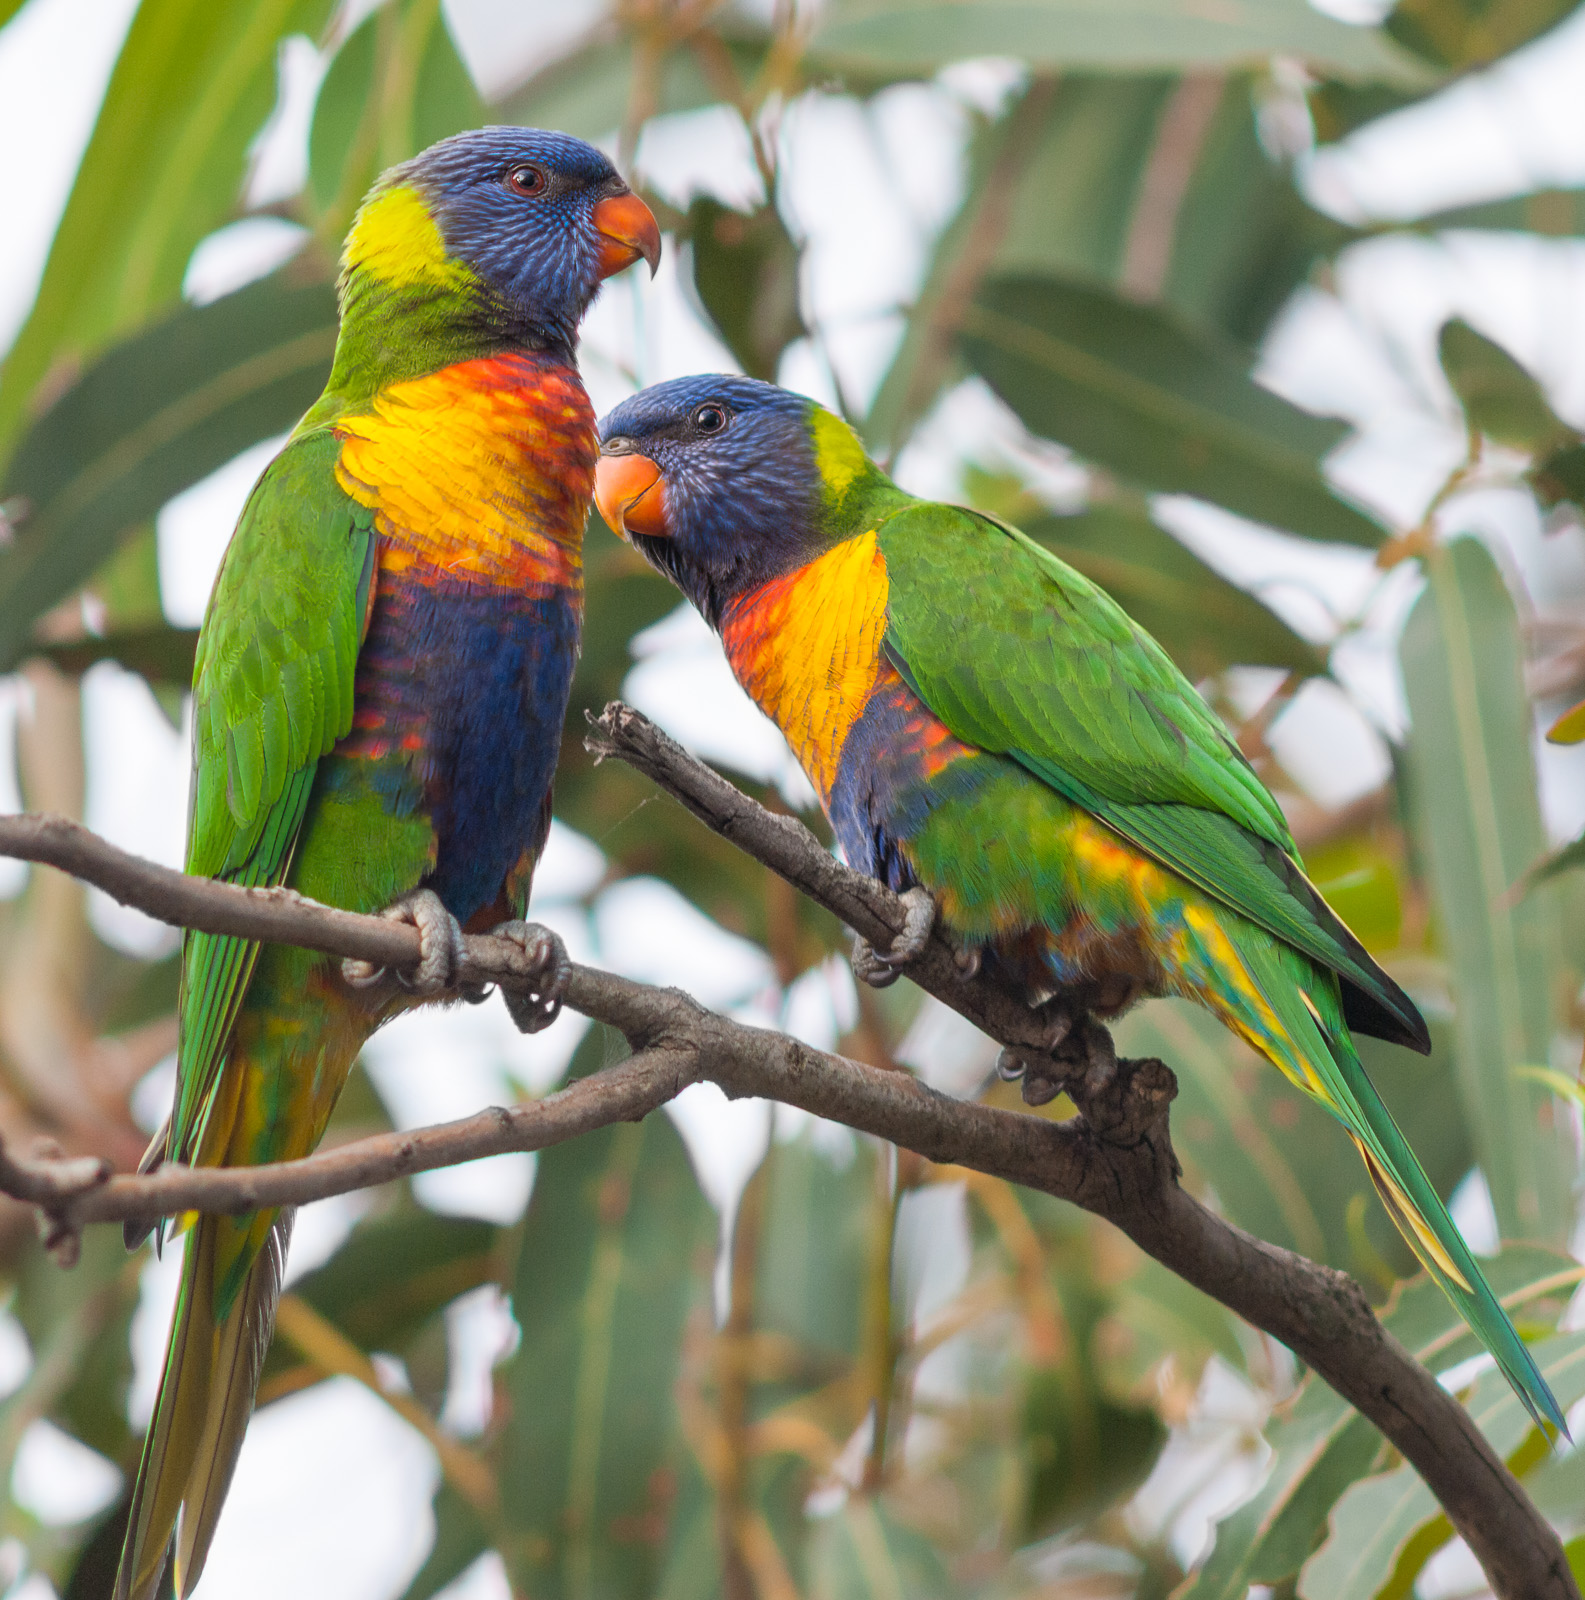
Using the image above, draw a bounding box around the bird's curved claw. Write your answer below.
[851,888,935,989]
[494,920,571,1034]
[341,889,466,997]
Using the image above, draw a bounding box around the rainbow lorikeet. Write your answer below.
[592,374,1563,1433]
[116,129,659,1600]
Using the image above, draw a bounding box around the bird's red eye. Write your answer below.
[507,164,546,197]
[693,405,728,434]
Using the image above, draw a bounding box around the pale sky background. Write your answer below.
[2,1,1585,1596]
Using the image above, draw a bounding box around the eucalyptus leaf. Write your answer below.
[0,0,334,460]
[959,275,1387,546]
[1298,1332,1585,1599]
[495,1112,715,1599]
[1180,1246,1582,1599]
[1400,536,1574,1243]
[0,272,336,671]
[809,0,1430,83]
[1438,318,1574,454]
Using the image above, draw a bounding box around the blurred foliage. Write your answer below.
[0,0,1582,1598]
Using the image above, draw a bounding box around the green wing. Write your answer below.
[172,428,374,1166]
[877,500,1429,1052]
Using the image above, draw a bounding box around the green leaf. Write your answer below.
[805,1499,953,1600]
[1532,440,1585,513]
[1298,1332,1585,1598]
[1524,832,1585,892]
[1178,1246,1581,1599]
[808,0,1431,83]
[495,1112,715,1599]
[866,76,1354,456]
[754,1130,876,1380]
[959,275,1387,546]
[0,271,336,671]
[1417,187,1585,236]
[1399,536,1574,1244]
[259,1209,497,1393]
[37,626,200,687]
[682,199,806,382]
[306,0,483,240]
[1385,0,1580,71]
[1437,318,1573,454]
[398,1482,490,1600]
[0,0,334,461]
[497,31,742,142]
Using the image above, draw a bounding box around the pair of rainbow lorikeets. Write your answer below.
[113,126,1560,1598]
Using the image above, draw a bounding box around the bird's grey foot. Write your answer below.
[995,1001,1083,1107]
[494,920,571,1035]
[953,943,983,982]
[341,889,466,997]
[851,888,935,989]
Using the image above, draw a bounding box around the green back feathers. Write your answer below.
[873,500,1428,1053]
[174,430,372,1166]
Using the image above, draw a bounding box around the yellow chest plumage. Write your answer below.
[721,532,890,804]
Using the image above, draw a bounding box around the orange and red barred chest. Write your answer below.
[326,351,595,921]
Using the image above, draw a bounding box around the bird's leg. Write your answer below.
[492,921,572,1035]
[851,888,936,989]
[995,996,1083,1106]
[341,889,467,997]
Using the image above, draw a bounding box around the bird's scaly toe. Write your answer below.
[494,920,571,1034]
[341,889,466,997]
[850,887,936,989]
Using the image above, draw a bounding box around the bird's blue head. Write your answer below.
[342,126,660,359]
[597,375,887,626]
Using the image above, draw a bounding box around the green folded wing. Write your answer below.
[877,500,1429,1052]
[172,428,374,1166]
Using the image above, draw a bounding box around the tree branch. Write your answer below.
[0,713,1573,1600]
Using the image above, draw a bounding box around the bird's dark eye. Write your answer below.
[692,404,728,434]
[506,164,547,197]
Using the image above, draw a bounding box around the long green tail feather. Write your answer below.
[116,1211,294,1600]
[1238,939,1566,1435]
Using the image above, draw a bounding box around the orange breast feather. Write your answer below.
[334,355,595,592]
[722,532,890,804]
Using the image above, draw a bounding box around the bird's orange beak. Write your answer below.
[596,450,668,539]
[592,189,661,280]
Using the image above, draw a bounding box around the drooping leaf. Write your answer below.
[306,0,484,241]
[38,627,200,688]
[496,30,749,142]
[1532,440,1585,512]
[867,75,1354,458]
[0,0,334,460]
[1437,318,1574,454]
[495,1111,715,1600]
[0,271,336,671]
[397,1481,490,1600]
[1179,1246,1582,1599]
[805,1498,953,1600]
[682,198,806,382]
[1299,1332,1585,1598]
[959,275,1387,546]
[1399,536,1574,1244]
[1385,0,1580,71]
[258,1208,497,1397]
[808,0,1430,83]
[1418,187,1585,236]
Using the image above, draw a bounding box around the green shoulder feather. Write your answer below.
[172,429,374,1167]
[876,500,1428,1053]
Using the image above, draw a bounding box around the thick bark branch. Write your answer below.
[0,718,1573,1600]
